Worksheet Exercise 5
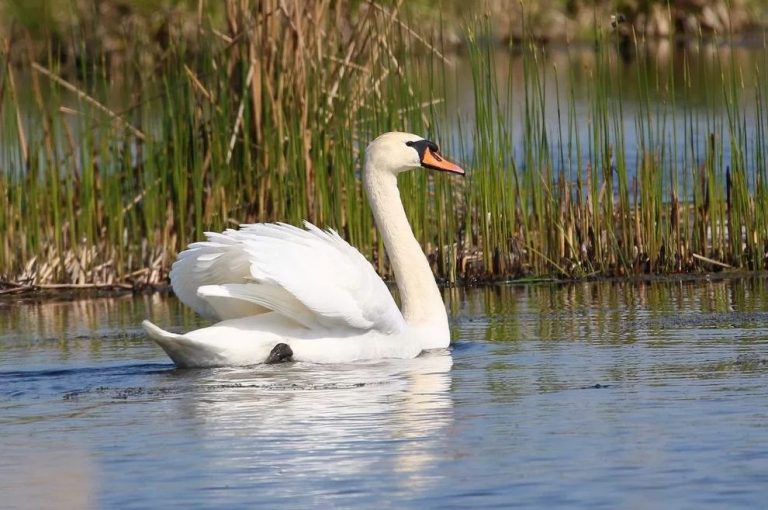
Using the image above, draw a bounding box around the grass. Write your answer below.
[451,20,768,280]
[1,1,768,291]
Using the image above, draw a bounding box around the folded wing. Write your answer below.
[170,222,405,334]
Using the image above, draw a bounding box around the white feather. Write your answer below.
[171,222,405,334]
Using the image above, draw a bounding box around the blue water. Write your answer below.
[1,280,767,508]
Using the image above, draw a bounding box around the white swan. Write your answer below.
[142,132,464,367]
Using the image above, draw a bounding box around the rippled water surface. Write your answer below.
[2,279,767,508]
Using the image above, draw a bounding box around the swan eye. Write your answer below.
[405,139,440,160]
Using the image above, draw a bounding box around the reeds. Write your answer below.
[454,21,768,281]
[1,3,768,291]
[1,0,439,289]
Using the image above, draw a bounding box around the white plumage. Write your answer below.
[171,222,404,332]
[142,132,464,367]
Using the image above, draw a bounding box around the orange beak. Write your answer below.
[421,147,465,175]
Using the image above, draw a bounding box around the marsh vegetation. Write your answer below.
[2,0,768,290]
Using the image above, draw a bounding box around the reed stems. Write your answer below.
[2,4,768,289]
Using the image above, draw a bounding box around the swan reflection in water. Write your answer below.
[172,351,453,498]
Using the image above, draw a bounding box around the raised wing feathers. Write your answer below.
[169,222,404,334]
[170,233,266,320]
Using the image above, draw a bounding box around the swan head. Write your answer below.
[365,132,464,177]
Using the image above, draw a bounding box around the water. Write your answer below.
[1,279,767,508]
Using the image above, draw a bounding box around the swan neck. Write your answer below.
[364,166,446,326]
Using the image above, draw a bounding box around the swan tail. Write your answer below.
[141,320,223,368]
[141,319,182,341]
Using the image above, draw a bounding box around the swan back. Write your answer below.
[170,222,405,334]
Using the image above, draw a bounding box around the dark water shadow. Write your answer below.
[0,362,172,382]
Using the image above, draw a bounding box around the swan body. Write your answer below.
[142,132,464,367]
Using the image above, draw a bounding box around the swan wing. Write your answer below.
[170,222,405,334]
[170,231,269,320]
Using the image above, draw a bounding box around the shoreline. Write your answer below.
[3,270,768,301]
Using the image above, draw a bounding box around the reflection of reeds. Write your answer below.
[2,5,768,289]
[450,275,768,344]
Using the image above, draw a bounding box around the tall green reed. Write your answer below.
[1,0,467,288]
[2,5,768,289]
[455,19,768,279]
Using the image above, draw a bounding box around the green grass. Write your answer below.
[1,2,768,290]
[449,19,768,280]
